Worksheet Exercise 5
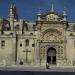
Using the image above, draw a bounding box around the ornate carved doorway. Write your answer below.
[47,47,56,65]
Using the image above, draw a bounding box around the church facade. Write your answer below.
[0,4,75,67]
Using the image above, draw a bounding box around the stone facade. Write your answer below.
[0,4,75,67]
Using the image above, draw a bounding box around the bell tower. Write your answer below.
[9,4,18,30]
[9,4,14,30]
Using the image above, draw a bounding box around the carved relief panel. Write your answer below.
[41,29,64,42]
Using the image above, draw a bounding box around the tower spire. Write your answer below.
[10,4,14,17]
[9,4,14,30]
[13,4,18,20]
[63,7,67,21]
[37,8,42,21]
[50,3,54,12]
[9,4,18,20]
[63,7,67,16]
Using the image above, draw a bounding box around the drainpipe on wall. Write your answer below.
[15,31,18,64]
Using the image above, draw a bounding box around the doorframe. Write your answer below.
[46,47,56,65]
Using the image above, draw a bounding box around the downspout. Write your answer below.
[15,32,18,64]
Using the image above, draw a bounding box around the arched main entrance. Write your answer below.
[47,47,56,64]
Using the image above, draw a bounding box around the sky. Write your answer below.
[0,0,75,22]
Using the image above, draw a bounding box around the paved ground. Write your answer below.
[0,65,75,75]
[0,65,75,72]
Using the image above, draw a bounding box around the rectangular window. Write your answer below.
[26,39,29,46]
[1,40,5,47]
[32,44,35,47]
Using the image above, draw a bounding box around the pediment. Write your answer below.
[46,13,59,21]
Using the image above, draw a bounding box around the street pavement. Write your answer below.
[0,66,75,72]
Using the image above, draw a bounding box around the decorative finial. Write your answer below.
[38,8,42,15]
[63,7,67,16]
[10,4,13,9]
[37,8,42,21]
[50,3,54,12]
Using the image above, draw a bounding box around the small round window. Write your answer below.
[70,33,73,36]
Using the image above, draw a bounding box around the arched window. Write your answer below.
[6,24,10,30]
[30,33,33,36]
[15,24,19,31]
[26,39,29,46]
[2,24,10,31]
